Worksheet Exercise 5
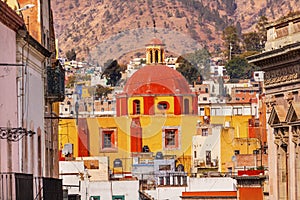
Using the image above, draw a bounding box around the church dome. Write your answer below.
[147,38,165,46]
[123,64,191,96]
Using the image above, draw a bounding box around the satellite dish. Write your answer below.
[113,159,122,168]
[176,164,184,172]
[155,152,163,159]
[62,143,73,156]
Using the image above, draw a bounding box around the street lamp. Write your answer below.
[16,4,35,12]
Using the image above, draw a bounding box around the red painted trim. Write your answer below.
[182,191,237,197]
[78,118,89,157]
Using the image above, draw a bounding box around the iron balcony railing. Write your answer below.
[0,172,63,200]
[0,172,33,200]
[46,63,65,102]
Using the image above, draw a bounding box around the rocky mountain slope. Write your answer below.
[52,0,299,66]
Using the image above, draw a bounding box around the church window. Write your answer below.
[155,50,159,63]
[103,131,113,148]
[133,100,140,114]
[157,101,169,110]
[184,99,189,114]
[163,127,180,149]
[150,50,153,63]
[100,128,117,152]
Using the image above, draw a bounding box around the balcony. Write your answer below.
[0,172,63,199]
[46,62,65,102]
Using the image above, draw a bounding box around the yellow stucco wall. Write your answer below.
[6,0,19,10]
[212,115,261,172]
[59,119,79,157]
[59,115,200,173]
[59,113,260,173]
[210,115,250,138]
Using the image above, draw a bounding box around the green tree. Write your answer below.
[94,85,113,99]
[222,26,241,60]
[101,59,122,87]
[243,32,261,51]
[66,48,76,61]
[225,56,255,81]
[177,57,201,85]
[255,16,268,50]
[242,16,268,53]
[183,48,211,80]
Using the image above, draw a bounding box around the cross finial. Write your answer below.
[153,19,156,36]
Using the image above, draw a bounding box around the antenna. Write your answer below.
[153,19,156,37]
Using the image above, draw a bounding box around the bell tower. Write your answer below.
[146,38,165,64]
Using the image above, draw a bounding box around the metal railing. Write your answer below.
[0,173,63,200]
[0,172,33,200]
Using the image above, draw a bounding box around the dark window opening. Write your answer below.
[157,101,169,110]
[159,165,171,171]
[184,99,189,114]
[133,100,140,114]
[155,50,159,63]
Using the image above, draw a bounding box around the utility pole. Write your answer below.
[229,43,232,60]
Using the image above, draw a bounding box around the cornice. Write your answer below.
[0,1,25,31]
[247,42,300,67]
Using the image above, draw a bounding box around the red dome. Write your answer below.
[124,65,192,96]
[146,38,165,46]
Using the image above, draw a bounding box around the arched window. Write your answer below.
[184,99,189,114]
[150,50,153,63]
[160,49,164,63]
[133,100,140,114]
[155,50,159,63]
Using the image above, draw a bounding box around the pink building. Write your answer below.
[0,1,63,199]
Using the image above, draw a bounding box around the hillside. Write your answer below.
[52,0,299,66]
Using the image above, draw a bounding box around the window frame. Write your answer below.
[233,107,243,116]
[202,128,208,136]
[157,101,170,110]
[133,99,141,114]
[162,126,181,150]
[100,128,118,152]
[112,195,125,200]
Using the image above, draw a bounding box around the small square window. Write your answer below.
[100,129,117,152]
[202,128,208,136]
[163,127,180,149]
[103,132,113,148]
[234,150,240,155]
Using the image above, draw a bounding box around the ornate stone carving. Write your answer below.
[274,128,289,147]
[292,126,300,145]
[264,65,299,86]
[284,92,294,104]
[266,95,276,113]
